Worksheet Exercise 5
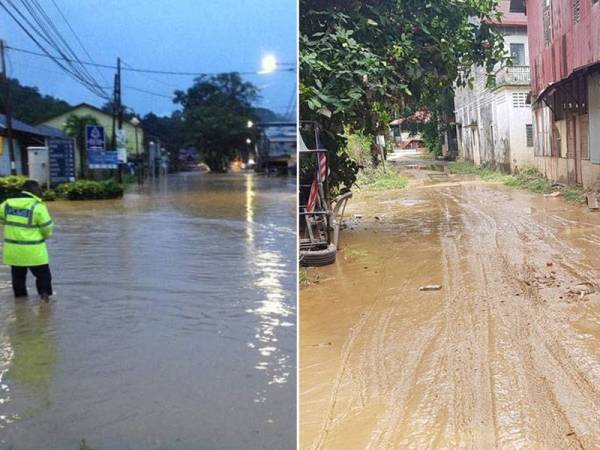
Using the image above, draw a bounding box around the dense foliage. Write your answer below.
[0,176,123,201]
[174,73,259,172]
[54,179,123,200]
[300,0,507,191]
[0,175,29,201]
[0,78,71,124]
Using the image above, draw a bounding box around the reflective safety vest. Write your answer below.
[0,191,54,267]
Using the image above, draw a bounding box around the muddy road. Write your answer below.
[0,172,296,450]
[300,167,600,449]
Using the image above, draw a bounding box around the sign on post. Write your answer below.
[88,149,118,168]
[116,129,128,163]
[85,125,118,169]
[48,138,76,183]
[85,125,105,151]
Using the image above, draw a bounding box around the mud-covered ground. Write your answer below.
[300,165,600,449]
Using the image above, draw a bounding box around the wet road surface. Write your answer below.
[300,167,600,449]
[0,172,296,449]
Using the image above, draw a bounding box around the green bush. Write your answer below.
[55,179,124,200]
[0,175,28,200]
[357,165,408,191]
[42,189,57,202]
[345,130,373,169]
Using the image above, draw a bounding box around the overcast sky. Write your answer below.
[1,0,296,118]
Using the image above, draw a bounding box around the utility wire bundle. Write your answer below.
[0,0,111,100]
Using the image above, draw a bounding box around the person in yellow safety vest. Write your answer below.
[0,180,54,301]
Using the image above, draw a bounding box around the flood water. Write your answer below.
[0,172,296,449]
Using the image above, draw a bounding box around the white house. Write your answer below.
[454,1,533,173]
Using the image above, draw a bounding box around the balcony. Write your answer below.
[495,65,531,87]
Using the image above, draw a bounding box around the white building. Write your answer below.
[454,2,533,173]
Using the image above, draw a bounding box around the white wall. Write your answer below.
[588,73,600,164]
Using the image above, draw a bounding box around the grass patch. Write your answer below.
[449,162,586,204]
[342,245,368,261]
[357,165,409,191]
[300,268,320,288]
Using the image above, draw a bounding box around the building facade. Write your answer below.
[0,114,66,176]
[40,102,144,157]
[454,2,533,172]
[514,0,600,188]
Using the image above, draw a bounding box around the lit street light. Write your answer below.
[260,54,278,74]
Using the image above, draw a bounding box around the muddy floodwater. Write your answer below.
[300,168,600,449]
[0,172,296,449]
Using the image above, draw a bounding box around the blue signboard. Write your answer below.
[48,138,76,183]
[88,149,118,169]
[85,125,105,151]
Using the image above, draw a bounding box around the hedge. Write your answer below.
[0,176,124,201]
[54,180,124,200]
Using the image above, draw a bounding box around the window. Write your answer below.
[573,0,581,23]
[513,92,529,107]
[526,124,534,147]
[510,43,526,65]
[543,0,553,46]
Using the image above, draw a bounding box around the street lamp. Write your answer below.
[260,54,278,74]
[247,120,254,128]
[130,116,142,185]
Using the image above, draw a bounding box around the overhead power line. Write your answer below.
[5,44,296,76]
[48,0,109,86]
[0,0,111,99]
[12,0,109,98]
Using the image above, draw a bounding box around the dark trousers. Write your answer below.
[11,265,53,297]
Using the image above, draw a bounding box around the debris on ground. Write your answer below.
[419,285,442,291]
[586,193,599,211]
[545,191,561,198]
[569,283,595,296]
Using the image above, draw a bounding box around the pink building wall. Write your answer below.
[527,0,600,96]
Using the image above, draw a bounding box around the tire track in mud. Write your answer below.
[303,179,600,449]
[442,185,600,448]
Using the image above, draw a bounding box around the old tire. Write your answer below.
[300,244,337,267]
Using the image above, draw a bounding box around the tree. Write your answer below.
[300,0,507,191]
[140,111,186,169]
[0,77,71,124]
[174,73,259,172]
[63,113,99,178]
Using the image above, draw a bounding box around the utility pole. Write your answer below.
[112,57,122,182]
[1,40,17,175]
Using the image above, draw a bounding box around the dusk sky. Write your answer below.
[0,0,297,118]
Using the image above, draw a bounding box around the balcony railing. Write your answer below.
[495,65,531,86]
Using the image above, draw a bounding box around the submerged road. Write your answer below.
[0,172,296,450]
[300,167,600,449]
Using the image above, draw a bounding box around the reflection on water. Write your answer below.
[0,172,296,450]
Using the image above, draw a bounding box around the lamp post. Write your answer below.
[131,116,141,185]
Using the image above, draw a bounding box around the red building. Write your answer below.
[512,0,600,187]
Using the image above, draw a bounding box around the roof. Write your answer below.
[0,114,65,138]
[486,0,527,26]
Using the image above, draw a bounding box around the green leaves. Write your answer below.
[173,74,259,172]
[300,0,506,191]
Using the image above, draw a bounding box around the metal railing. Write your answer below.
[495,65,531,86]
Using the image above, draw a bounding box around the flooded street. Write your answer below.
[0,172,296,449]
[300,167,600,449]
